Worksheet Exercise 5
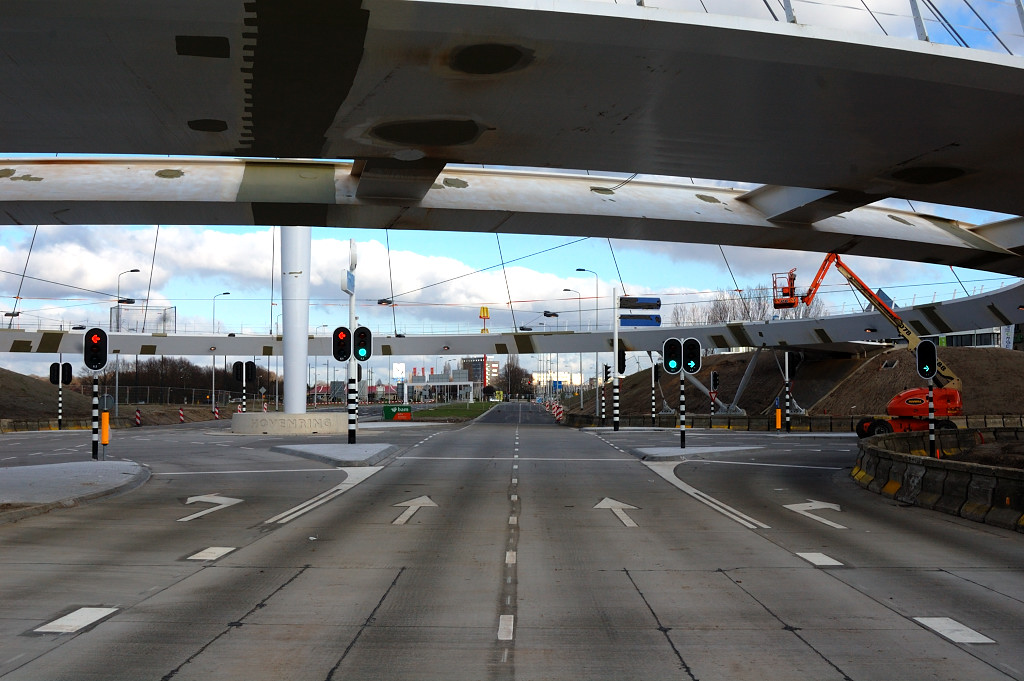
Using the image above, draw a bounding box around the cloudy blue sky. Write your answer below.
[1,199,1017,381]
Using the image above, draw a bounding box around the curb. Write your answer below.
[269,443,400,467]
[853,429,1024,532]
[0,463,151,525]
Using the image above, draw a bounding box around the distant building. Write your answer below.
[463,356,500,386]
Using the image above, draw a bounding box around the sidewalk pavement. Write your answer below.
[0,438,402,524]
[0,461,151,524]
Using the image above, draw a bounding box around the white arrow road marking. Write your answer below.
[783,500,847,529]
[177,494,244,522]
[594,497,639,527]
[265,467,382,524]
[644,462,770,529]
[392,495,438,525]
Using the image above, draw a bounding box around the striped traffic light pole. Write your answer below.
[91,375,99,460]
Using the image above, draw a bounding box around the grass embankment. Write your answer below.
[412,401,496,421]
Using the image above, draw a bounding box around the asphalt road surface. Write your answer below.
[1,402,1022,680]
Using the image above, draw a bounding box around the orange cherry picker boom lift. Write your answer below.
[772,253,961,438]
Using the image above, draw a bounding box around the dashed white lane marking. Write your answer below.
[188,546,236,561]
[505,551,517,565]
[509,516,518,525]
[510,494,518,501]
[914,617,995,644]
[36,607,118,634]
[511,478,518,485]
[497,615,515,641]
[796,552,844,567]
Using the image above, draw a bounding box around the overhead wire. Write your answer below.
[7,226,38,328]
[495,234,518,329]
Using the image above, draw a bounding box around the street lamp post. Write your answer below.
[211,291,230,412]
[114,268,140,417]
[564,288,583,409]
[115,268,140,332]
[576,268,600,418]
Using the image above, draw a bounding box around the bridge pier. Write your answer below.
[281,225,311,414]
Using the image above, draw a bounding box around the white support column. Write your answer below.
[281,225,311,414]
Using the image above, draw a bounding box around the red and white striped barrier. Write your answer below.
[262,402,267,412]
[178,407,184,423]
[213,406,220,420]
[237,404,242,413]
[554,405,564,422]
[135,408,142,426]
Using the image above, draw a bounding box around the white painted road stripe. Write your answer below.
[914,617,995,643]
[265,467,382,524]
[644,462,770,529]
[36,607,118,633]
[497,615,515,641]
[160,468,348,476]
[399,457,631,461]
[796,552,844,567]
[506,551,517,565]
[188,546,236,561]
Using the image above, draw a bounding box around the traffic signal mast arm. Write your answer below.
[789,253,961,391]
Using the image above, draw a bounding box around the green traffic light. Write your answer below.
[357,348,367,357]
[668,360,678,369]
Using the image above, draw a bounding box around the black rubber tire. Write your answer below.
[868,420,893,436]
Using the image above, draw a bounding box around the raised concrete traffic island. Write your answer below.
[232,412,351,435]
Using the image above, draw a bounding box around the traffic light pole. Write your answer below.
[650,365,656,426]
[348,283,357,444]
[680,375,686,449]
[612,289,619,432]
[928,378,936,458]
[91,375,99,460]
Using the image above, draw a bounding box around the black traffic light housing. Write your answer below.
[603,364,611,382]
[662,338,682,374]
[682,337,702,374]
[83,328,108,371]
[233,361,256,381]
[617,345,626,375]
[916,339,937,379]
[653,365,661,382]
[49,362,71,385]
[710,370,720,391]
[333,326,351,361]
[354,326,372,361]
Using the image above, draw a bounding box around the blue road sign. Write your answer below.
[619,296,661,310]
[619,314,662,327]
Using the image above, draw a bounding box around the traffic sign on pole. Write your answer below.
[619,296,661,310]
[618,314,662,327]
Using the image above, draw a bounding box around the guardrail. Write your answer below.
[853,429,1024,532]
[560,413,1024,431]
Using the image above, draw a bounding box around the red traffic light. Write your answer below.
[83,327,108,371]
[333,326,351,361]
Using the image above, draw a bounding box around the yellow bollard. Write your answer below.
[775,408,782,430]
